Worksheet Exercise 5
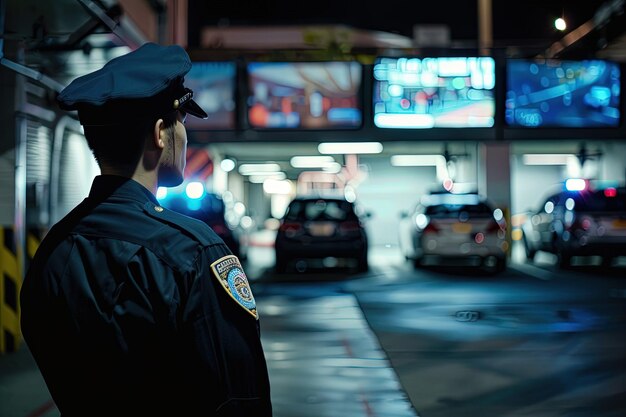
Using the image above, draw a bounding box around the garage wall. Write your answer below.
[357,156,438,247]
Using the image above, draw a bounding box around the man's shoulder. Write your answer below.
[141,201,223,247]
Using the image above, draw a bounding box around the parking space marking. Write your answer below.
[509,263,555,281]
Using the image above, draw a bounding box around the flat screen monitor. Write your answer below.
[184,61,237,130]
[505,59,621,128]
[373,57,496,128]
[246,61,362,129]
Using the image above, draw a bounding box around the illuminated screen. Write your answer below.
[373,57,496,128]
[246,61,362,129]
[506,59,621,128]
[184,62,236,130]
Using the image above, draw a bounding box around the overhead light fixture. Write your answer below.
[263,179,293,194]
[290,155,335,168]
[248,172,286,183]
[522,154,576,165]
[238,163,281,175]
[554,17,566,31]
[390,154,446,166]
[322,162,342,173]
[318,142,383,154]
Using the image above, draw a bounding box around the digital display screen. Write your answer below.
[505,59,621,128]
[246,61,362,129]
[184,61,237,130]
[373,57,496,128]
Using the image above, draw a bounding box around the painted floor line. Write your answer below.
[509,262,556,281]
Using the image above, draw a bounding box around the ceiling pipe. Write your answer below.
[0,0,65,92]
[542,0,625,58]
[76,0,147,49]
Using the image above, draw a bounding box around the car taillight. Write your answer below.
[279,222,302,232]
[211,224,228,234]
[422,222,440,234]
[485,220,506,239]
[604,187,617,197]
[486,219,506,232]
[339,221,361,233]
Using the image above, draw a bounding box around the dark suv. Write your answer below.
[160,191,244,260]
[274,196,369,273]
[521,182,626,267]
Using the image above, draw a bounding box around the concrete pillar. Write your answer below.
[600,141,626,183]
[167,0,188,46]
[0,41,26,354]
[478,142,512,257]
[477,0,493,56]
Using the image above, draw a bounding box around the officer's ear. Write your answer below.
[153,118,166,149]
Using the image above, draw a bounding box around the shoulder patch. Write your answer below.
[210,255,258,319]
[143,202,222,246]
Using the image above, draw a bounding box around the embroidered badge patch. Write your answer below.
[210,255,258,319]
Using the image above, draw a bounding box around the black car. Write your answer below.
[520,182,626,267]
[274,196,369,273]
[160,191,244,260]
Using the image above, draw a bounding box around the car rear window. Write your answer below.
[425,202,493,218]
[285,199,356,221]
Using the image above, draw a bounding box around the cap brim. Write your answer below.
[181,99,208,119]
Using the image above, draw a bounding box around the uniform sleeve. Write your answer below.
[177,243,272,416]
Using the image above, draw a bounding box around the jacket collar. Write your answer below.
[88,175,160,205]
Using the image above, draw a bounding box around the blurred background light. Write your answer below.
[220,158,236,172]
[185,181,205,199]
[156,187,167,200]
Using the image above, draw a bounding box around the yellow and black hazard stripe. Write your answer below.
[0,227,22,353]
[26,228,43,271]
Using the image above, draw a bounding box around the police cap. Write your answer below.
[57,42,208,126]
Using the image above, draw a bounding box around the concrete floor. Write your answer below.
[0,244,418,417]
[3,240,625,417]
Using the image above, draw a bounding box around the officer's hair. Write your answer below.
[83,112,178,169]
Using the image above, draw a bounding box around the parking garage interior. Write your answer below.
[2,1,626,417]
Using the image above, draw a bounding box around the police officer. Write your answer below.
[20,43,272,417]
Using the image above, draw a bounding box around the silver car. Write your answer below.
[399,192,508,273]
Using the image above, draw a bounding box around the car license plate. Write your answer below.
[612,219,626,229]
[309,223,335,236]
[452,223,472,234]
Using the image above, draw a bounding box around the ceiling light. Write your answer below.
[322,162,342,173]
[390,154,446,166]
[290,155,335,168]
[522,154,576,165]
[248,172,286,183]
[238,163,281,174]
[318,142,383,154]
[263,179,293,194]
[554,17,566,31]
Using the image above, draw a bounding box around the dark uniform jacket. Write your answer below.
[20,175,272,417]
